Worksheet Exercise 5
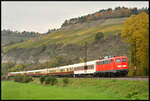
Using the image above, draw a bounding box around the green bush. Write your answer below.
[126,91,139,98]
[14,75,32,83]
[40,76,46,84]
[23,76,33,83]
[63,78,69,86]
[45,76,57,85]
[1,75,8,81]
[14,75,24,82]
[95,32,104,42]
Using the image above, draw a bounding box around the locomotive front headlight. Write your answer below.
[117,65,122,67]
[123,65,127,67]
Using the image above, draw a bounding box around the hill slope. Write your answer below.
[2,17,129,65]
[1,30,44,47]
[2,17,128,52]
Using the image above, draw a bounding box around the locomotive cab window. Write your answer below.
[122,58,126,62]
[116,58,121,62]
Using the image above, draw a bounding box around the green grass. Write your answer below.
[2,78,149,100]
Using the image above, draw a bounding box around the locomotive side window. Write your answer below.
[122,58,126,62]
[116,58,121,62]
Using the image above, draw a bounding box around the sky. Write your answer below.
[2,1,149,33]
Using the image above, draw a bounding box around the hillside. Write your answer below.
[2,17,130,66]
[61,7,148,27]
[2,17,128,52]
[1,30,45,47]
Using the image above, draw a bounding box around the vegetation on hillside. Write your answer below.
[2,19,126,53]
[1,29,44,46]
[121,12,149,76]
[61,7,148,27]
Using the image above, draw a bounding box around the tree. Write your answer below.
[107,8,112,11]
[10,64,25,72]
[48,55,64,67]
[2,62,15,79]
[131,8,138,15]
[115,7,121,10]
[121,12,149,76]
[95,32,104,42]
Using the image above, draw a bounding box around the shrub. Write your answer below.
[126,91,139,98]
[1,75,7,81]
[14,75,24,82]
[23,76,33,83]
[40,75,46,84]
[63,78,69,86]
[45,76,57,85]
[14,75,33,83]
[95,32,104,42]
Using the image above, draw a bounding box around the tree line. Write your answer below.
[61,7,149,27]
[2,29,42,37]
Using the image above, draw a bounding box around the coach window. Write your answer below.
[104,60,107,64]
[116,58,121,63]
[122,58,126,62]
[106,60,108,64]
[107,60,109,64]
[88,65,90,69]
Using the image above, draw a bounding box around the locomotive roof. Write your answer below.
[99,56,127,61]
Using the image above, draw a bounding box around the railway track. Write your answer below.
[58,76,149,81]
[93,77,149,81]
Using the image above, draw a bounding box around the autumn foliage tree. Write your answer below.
[121,12,149,76]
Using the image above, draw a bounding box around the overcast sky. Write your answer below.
[2,1,149,33]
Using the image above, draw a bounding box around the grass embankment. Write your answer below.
[2,78,149,100]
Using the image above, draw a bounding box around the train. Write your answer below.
[8,56,129,77]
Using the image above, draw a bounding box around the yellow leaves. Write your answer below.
[121,12,149,76]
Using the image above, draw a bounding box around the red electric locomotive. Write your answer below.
[94,56,128,77]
